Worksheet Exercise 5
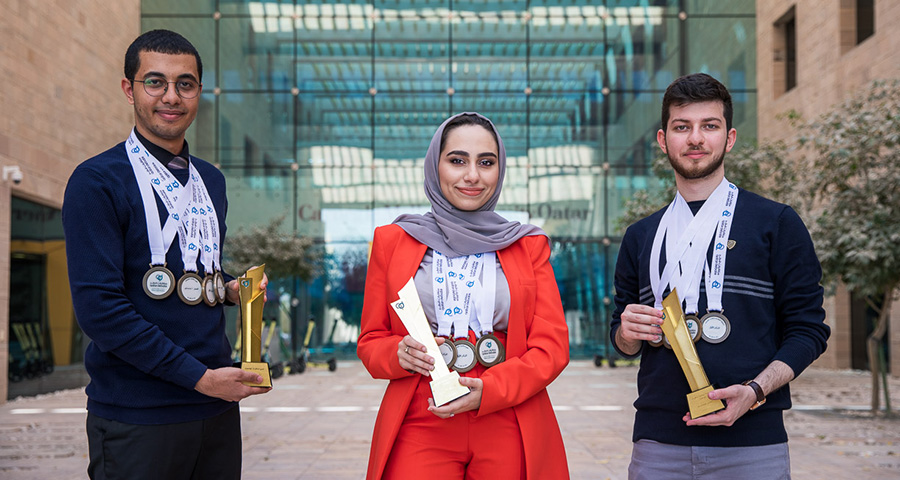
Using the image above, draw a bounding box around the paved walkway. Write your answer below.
[1,360,899,479]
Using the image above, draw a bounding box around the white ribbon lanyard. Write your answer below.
[650,178,736,311]
[704,183,739,312]
[126,130,216,274]
[432,251,497,339]
[188,166,221,275]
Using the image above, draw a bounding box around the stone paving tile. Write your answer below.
[1,360,899,479]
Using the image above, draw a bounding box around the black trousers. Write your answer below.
[86,405,241,480]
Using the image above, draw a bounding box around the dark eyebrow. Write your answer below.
[143,71,199,82]
[671,117,722,124]
[444,150,497,159]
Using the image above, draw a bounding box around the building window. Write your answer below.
[774,7,797,95]
[842,0,875,52]
[857,0,875,43]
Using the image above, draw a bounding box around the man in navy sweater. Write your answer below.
[610,73,830,479]
[63,30,269,480]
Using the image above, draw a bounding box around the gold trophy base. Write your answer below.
[687,384,725,419]
[430,370,470,407]
[240,361,273,388]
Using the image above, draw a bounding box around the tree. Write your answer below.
[797,80,900,413]
[224,216,322,282]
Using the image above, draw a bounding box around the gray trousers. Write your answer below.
[629,439,791,480]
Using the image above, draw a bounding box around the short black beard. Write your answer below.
[666,143,726,180]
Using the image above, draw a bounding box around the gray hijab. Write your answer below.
[393,112,545,257]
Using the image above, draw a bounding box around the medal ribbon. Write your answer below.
[704,183,738,312]
[650,178,735,312]
[432,251,496,339]
[127,131,191,267]
[126,130,217,274]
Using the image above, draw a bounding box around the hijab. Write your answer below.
[393,112,545,257]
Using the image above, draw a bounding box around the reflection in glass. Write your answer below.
[143,0,757,359]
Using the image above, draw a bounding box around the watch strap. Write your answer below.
[742,380,766,410]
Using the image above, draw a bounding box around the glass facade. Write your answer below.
[143,0,756,359]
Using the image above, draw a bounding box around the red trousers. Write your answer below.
[383,332,525,480]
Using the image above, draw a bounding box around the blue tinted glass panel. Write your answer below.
[374,8,449,92]
[220,17,294,90]
[451,12,526,92]
[687,17,756,90]
[685,0,755,15]
[218,92,294,169]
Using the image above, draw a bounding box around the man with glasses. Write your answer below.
[62,30,270,480]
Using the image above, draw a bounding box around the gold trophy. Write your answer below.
[237,265,272,388]
[660,288,724,419]
[391,278,470,406]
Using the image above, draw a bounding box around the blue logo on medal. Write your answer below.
[156,273,163,281]
[486,341,492,348]
[241,280,250,287]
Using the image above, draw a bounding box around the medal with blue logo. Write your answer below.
[475,333,504,367]
[143,265,175,299]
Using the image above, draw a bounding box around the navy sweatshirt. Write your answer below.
[63,138,235,425]
[610,188,830,447]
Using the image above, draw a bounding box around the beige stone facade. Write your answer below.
[756,0,900,374]
[0,1,140,401]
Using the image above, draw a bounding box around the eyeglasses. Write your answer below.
[133,76,201,99]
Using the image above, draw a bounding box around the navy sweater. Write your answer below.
[63,140,235,425]
[610,188,830,447]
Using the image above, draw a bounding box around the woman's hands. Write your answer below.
[397,335,438,376]
[427,377,482,418]
[398,335,483,418]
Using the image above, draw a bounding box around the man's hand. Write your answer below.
[194,367,271,402]
[616,304,664,355]
[427,376,482,419]
[682,383,757,427]
[224,269,269,304]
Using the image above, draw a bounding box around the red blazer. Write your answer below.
[358,224,570,479]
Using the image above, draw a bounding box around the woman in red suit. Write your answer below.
[358,112,570,479]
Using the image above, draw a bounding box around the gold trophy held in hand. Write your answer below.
[660,288,724,419]
[237,264,272,388]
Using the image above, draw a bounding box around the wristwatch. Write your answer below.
[742,380,766,410]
